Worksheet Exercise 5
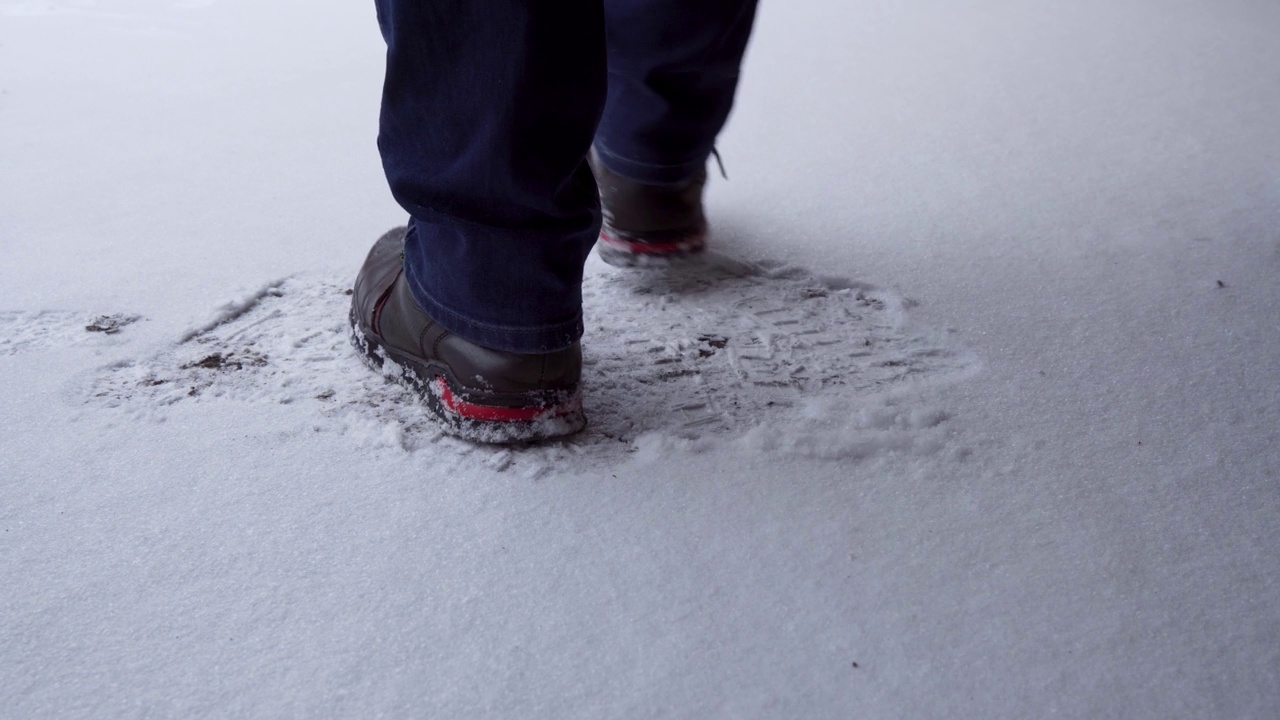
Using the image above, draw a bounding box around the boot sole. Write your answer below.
[597,229,707,268]
[348,310,586,444]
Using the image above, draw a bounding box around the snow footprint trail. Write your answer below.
[85,252,975,474]
[580,253,971,446]
[0,311,140,356]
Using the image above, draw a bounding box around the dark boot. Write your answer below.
[590,150,708,267]
[349,227,586,443]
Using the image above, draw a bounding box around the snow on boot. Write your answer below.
[349,227,586,443]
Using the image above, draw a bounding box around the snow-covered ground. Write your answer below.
[3,0,1278,716]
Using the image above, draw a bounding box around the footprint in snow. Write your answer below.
[83,252,976,474]
[0,311,141,357]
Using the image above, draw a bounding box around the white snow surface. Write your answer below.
[2,0,1278,717]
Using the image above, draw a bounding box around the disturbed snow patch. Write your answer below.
[0,311,140,356]
[84,252,975,474]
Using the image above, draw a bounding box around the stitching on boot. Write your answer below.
[432,329,449,361]
[417,320,435,356]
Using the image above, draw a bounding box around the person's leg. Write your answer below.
[374,0,606,353]
[595,0,759,185]
[354,1,604,441]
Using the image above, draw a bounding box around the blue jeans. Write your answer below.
[374,0,758,352]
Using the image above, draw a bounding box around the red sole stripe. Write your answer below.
[433,376,578,423]
[599,230,705,255]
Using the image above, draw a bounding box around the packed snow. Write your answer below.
[2,0,1278,717]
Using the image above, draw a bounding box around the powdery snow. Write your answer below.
[2,0,1278,718]
[81,247,972,475]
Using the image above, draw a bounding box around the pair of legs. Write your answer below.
[374,0,759,353]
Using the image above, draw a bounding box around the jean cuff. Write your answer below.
[404,267,583,354]
[591,142,707,186]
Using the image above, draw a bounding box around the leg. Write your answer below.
[354,1,603,441]
[596,0,759,184]
[374,0,606,353]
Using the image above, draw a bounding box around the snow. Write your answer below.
[2,0,1278,717]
